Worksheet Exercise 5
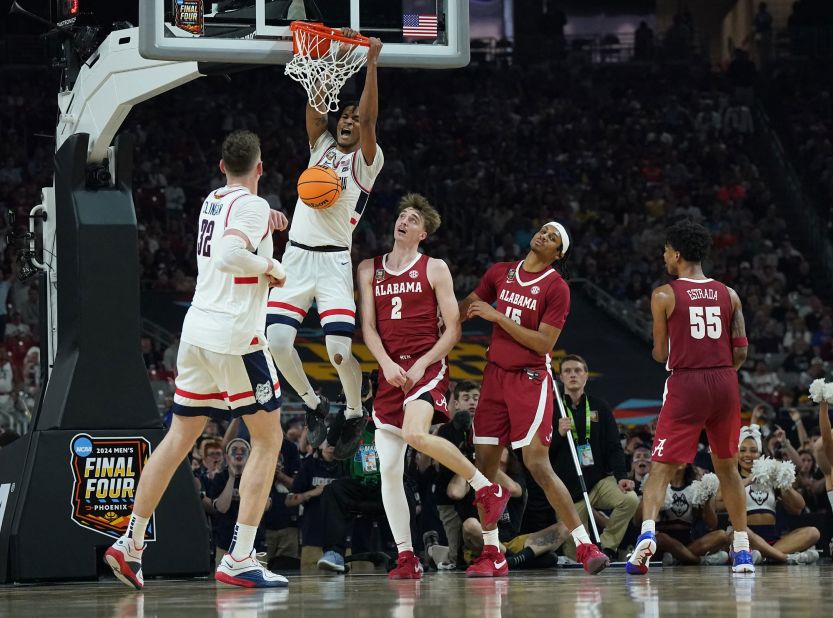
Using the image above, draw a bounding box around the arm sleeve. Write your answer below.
[473,263,501,305]
[215,234,284,279]
[226,195,270,248]
[541,277,571,329]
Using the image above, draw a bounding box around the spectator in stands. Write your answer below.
[19,287,38,332]
[752,2,774,68]
[286,442,341,570]
[795,448,827,511]
[633,21,654,61]
[162,335,179,374]
[316,422,389,574]
[4,312,31,339]
[263,451,301,571]
[628,443,652,492]
[205,438,266,565]
[199,439,225,482]
[746,359,780,403]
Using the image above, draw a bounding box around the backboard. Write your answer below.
[139,0,469,68]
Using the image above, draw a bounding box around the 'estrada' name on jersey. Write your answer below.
[686,288,719,301]
[375,281,423,296]
[499,289,538,310]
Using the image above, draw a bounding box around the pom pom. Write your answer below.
[690,473,719,507]
[809,379,827,404]
[751,456,776,489]
[772,459,796,490]
[751,456,796,490]
[825,382,833,404]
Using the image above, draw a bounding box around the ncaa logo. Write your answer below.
[531,286,541,295]
[409,270,419,279]
[72,436,93,457]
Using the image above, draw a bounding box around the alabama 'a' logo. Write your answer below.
[652,438,666,458]
[69,434,156,541]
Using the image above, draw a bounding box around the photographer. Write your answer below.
[431,380,480,569]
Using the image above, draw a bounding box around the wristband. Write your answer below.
[732,336,748,348]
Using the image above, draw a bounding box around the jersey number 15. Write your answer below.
[689,306,721,339]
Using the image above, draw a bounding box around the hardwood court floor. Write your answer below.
[1,564,831,617]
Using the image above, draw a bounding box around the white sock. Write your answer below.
[229,523,258,560]
[641,520,656,535]
[375,428,413,554]
[326,335,363,412]
[344,406,362,420]
[733,530,750,552]
[571,524,592,546]
[126,513,149,548]
[482,528,500,549]
[301,391,321,410]
[468,471,491,491]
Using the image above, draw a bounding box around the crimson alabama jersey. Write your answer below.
[474,261,570,372]
[666,278,734,371]
[372,253,439,359]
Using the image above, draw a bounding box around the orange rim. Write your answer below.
[290,21,370,47]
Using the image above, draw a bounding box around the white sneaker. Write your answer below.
[216,550,289,588]
[802,548,820,564]
[701,551,729,565]
[661,552,677,566]
[104,536,145,590]
[786,552,802,564]
[751,550,762,565]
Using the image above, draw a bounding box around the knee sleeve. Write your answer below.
[325,334,353,366]
[267,323,298,359]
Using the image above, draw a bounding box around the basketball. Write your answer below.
[297,165,342,209]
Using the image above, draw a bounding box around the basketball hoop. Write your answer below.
[285,22,370,115]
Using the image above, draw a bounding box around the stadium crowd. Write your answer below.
[1,25,832,569]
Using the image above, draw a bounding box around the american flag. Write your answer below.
[403,13,438,39]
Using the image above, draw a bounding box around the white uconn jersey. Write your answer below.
[181,185,273,355]
[289,132,384,248]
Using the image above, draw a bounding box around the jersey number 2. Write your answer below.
[391,296,402,320]
[689,306,721,339]
[197,219,215,257]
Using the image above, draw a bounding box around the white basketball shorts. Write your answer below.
[266,243,356,335]
[172,342,281,418]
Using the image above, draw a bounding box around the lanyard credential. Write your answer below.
[563,396,591,443]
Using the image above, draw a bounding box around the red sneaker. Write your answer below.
[388,551,423,580]
[473,483,511,528]
[576,543,610,574]
[466,547,509,578]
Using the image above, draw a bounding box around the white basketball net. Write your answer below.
[285,28,369,114]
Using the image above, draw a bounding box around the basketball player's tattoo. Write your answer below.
[730,305,746,338]
[529,528,567,548]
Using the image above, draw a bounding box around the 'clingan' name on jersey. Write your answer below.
[686,288,719,301]
[202,201,223,216]
[499,289,538,311]
[375,281,424,296]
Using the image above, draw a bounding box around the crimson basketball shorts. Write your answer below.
[371,356,450,435]
[172,342,281,418]
[473,363,554,450]
[652,367,740,463]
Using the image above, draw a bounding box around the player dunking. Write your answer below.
[460,222,609,577]
[357,194,510,579]
[105,131,290,589]
[267,31,384,459]
[627,220,755,575]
